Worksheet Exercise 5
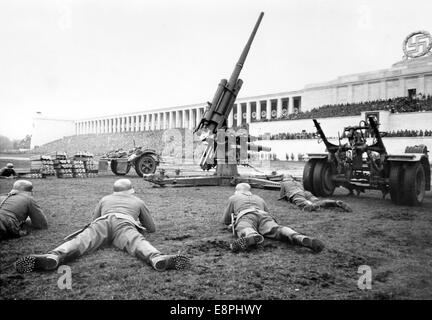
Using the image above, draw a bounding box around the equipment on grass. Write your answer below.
[304,116,430,206]
[99,145,161,177]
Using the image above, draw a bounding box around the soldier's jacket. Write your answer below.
[0,191,48,229]
[92,192,156,233]
[222,192,270,225]
[279,179,305,200]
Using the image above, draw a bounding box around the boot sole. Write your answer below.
[154,255,191,271]
[299,238,325,253]
[15,255,58,273]
[230,234,264,252]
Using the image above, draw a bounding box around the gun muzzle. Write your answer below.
[230,143,271,152]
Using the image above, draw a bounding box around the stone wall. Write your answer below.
[32,129,184,156]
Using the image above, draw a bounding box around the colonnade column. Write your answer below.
[266,99,271,120]
[195,108,201,130]
[288,97,294,115]
[256,101,261,121]
[276,98,282,118]
[169,111,174,129]
[246,102,251,124]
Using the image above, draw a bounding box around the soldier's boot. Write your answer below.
[336,200,352,212]
[230,233,264,253]
[150,254,191,271]
[302,203,320,212]
[292,234,325,253]
[15,253,60,273]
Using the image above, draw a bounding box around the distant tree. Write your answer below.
[17,134,31,149]
[0,135,13,152]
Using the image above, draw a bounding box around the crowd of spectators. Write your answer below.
[256,129,432,141]
[277,94,432,121]
[385,129,432,137]
[268,132,317,140]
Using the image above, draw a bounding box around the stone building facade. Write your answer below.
[31,31,432,148]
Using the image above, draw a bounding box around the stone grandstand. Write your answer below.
[31,129,180,156]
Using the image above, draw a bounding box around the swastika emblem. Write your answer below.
[403,31,432,59]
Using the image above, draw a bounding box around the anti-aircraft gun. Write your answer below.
[143,12,281,189]
[194,12,270,175]
[303,116,430,206]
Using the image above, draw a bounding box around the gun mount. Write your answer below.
[304,116,430,206]
[143,12,282,189]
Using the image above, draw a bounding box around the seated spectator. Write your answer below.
[0,163,17,178]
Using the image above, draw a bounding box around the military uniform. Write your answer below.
[0,190,47,240]
[279,180,319,208]
[17,191,190,272]
[279,178,352,212]
[0,167,17,177]
[49,192,161,264]
[223,192,300,244]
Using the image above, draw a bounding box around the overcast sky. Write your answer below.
[0,0,431,139]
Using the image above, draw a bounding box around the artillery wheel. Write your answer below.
[110,160,131,176]
[312,160,335,197]
[389,163,404,205]
[135,155,157,177]
[303,159,317,193]
[402,162,426,206]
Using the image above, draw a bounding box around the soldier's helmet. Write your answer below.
[6,163,14,168]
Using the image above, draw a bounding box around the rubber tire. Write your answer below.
[110,160,131,176]
[312,160,336,197]
[303,159,317,193]
[389,163,404,205]
[402,162,426,206]
[135,155,157,177]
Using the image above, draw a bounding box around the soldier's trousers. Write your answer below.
[234,212,299,242]
[50,214,160,265]
[290,192,339,209]
[0,211,20,240]
[290,191,319,208]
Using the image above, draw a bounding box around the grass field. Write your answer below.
[1,159,432,300]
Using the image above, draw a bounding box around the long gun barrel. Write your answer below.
[367,116,387,154]
[194,12,264,135]
[313,119,339,153]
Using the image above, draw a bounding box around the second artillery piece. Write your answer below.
[303,116,430,206]
[99,145,161,177]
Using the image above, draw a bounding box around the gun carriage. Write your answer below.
[304,116,430,205]
[100,146,161,177]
